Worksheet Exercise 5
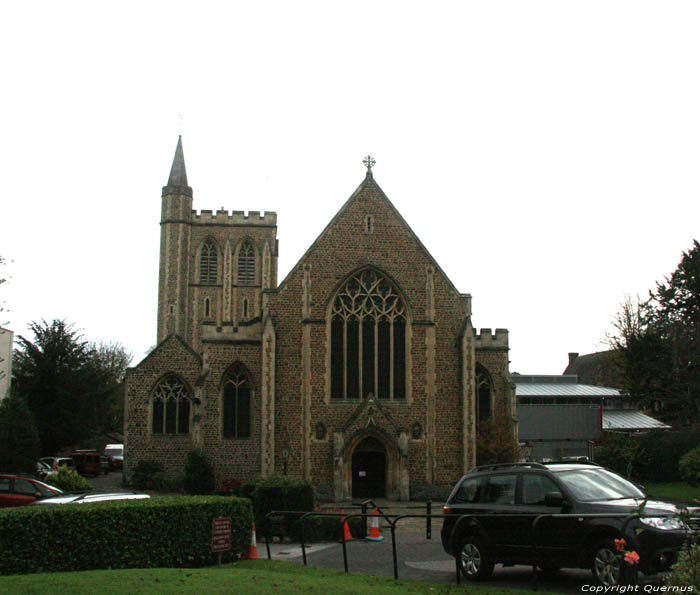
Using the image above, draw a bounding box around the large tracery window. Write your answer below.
[223,365,252,438]
[237,241,255,285]
[330,269,407,400]
[199,240,218,284]
[476,367,492,421]
[152,375,191,434]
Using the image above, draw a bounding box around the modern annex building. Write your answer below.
[124,138,515,500]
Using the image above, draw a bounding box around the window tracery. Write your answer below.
[152,375,190,434]
[330,269,406,400]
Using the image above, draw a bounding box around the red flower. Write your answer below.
[614,538,626,551]
[624,551,640,565]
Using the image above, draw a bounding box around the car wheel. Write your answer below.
[591,539,633,587]
[458,535,494,581]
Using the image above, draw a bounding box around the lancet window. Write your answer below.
[237,241,255,285]
[223,365,252,439]
[152,375,191,434]
[476,367,492,421]
[330,269,406,400]
[199,240,218,284]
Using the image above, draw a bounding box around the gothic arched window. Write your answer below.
[223,365,252,439]
[237,241,255,285]
[476,367,492,421]
[330,269,406,400]
[152,375,191,434]
[199,240,218,284]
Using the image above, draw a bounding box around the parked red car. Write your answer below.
[71,450,103,476]
[0,473,63,507]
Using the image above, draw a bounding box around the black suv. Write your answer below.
[441,462,698,586]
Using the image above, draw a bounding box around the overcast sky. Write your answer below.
[2,1,699,375]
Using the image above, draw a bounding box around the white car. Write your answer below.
[32,492,150,505]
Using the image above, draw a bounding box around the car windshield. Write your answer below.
[104,449,122,456]
[555,468,645,502]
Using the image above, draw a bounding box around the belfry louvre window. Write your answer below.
[200,240,218,284]
[152,375,190,434]
[331,269,406,400]
[237,241,255,285]
[223,366,252,438]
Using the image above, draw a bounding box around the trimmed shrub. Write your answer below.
[0,495,253,575]
[635,431,700,482]
[46,465,92,492]
[242,474,314,540]
[409,483,453,502]
[680,445,700,486]
[131,459,165,491]
[183,449,216,495]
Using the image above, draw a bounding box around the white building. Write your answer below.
[0,327,13,400]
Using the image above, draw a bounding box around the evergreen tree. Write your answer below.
[610,240,700,425]
[0,391,40,473]
[13,320,131,454]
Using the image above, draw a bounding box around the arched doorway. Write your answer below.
[351,437,386,498]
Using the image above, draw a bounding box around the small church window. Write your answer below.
[315,422,326,441]
[242,298,249,319]
[330,268,407,401]
[223,365,252,439]
[152,375,190,435]
[476,367,492,421]
[412,422,422,440]
[204,298,211,318]
[200,240,218,284]
[365,215,373,234]
[237,241,255,285]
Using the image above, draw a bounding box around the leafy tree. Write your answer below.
[0,391,40,473]
[476,412,521,465]
[13,320,132,455]
[609,240,700,425]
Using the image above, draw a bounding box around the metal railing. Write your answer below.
[263,504,686,583]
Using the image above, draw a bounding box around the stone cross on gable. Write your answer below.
[363,155,376,171]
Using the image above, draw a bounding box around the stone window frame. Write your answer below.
[326,267,412,403]
[151,374,192,435]
[236,239,256,285]
[221,362,255,440]
[476,365,494,422]
[199,237,219,285]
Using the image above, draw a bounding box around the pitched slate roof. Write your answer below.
[513,375,621,398]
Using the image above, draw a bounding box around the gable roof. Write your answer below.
[277,169,468,299]
[129,334,202,372]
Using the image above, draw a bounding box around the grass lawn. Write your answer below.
[644,482,700,504]
[0,560,537,594]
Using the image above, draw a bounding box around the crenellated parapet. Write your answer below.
[191,209,277,226]
[474,328,509,350]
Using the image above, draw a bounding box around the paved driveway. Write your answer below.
[265,531,664,593]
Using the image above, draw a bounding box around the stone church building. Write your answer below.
[124,138,515,500]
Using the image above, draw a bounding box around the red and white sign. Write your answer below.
[211,517,232,553]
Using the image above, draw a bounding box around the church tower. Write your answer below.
[157,136,193,343]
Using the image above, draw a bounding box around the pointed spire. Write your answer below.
[167,135,188,187]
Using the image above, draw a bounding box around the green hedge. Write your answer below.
[245,475,314,540]
[0,496,253,575]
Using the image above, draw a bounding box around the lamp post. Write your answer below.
[282,441,290,475]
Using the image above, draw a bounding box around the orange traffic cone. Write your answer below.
[245,523,260,559]
[365,508,384,541]
[341,509,353,540]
